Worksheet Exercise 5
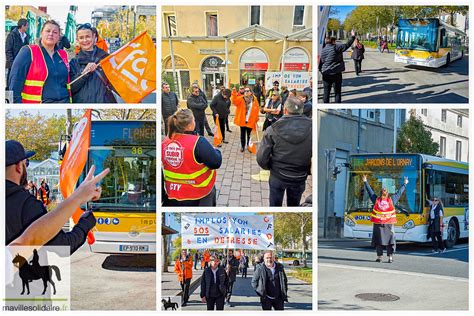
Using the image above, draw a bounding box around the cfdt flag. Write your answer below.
[59,109,94,244]
[100,31,156,103]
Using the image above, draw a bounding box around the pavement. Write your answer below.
[70,244,156,310]
[317,49,469,103]
[162,111,313,207]
[318,239,469,310]
[169,268,312,310]
[161,265,202,298]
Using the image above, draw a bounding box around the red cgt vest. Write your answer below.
[21,45,72,103]
[162,134,216,201]
[371,196,397,224]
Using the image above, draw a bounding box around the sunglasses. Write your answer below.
[244,89,251,92]
[77,23,92,31]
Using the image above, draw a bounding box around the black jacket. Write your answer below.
[303,100,312,118]
[70,46,117,103]
[5,27,30,69]
[319,36,355,75]
[6,180,94,254]
[187,94,208,121]
[257,115,312,183]
[351,44,365,60]
[221,255,239,282]
[210,93,230,118]
[428,202,443,233]
[200,266,229,298]
[251,262,288,301]
[162,91,179,120]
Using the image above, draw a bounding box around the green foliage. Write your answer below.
[92,109,156,120]
[327,18,342,31]
[274,213,312,252]
[397,115,439,155]
[172,236,182,261]
[287,267,312,284]
[161,71,177,92]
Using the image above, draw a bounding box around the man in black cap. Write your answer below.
[5,140,98,254]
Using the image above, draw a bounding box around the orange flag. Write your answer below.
[59,109,95,244]
[248,127,258,154]
[214,116,223,146]
[100,31,156,103]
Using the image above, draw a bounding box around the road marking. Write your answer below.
[319,263,468,283]
[406,246,469,256]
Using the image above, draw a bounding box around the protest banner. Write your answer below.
[181,214,275,250]
[265,72,311,91]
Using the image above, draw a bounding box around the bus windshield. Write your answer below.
[397,19,439,52]
[345,155,421,214]
[88,147,156,212]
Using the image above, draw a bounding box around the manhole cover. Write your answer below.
[355,293,400,302]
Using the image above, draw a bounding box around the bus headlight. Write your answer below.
[402,220,415,229]
[345,217,356,227]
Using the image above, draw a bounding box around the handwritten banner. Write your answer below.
[265,72,311,91]
[181,214,275,250]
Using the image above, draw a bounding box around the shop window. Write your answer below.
[206,13,218,36]
[293,6,305,26]
[250,6,260,25]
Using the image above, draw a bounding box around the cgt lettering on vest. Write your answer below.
[169,183,182,191]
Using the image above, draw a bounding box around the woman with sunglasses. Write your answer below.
[8,20,72,103]
[231,86,260,152]
[427,197,445,253]
[69,23,116,103]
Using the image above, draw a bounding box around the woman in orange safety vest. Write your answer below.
[8,20,72,103]
[162,109,222,206]
[362,174,408,263]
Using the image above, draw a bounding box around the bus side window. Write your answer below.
[440,29,447,48]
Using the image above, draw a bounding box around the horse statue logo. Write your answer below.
[11,249,61,295]
[161,297,179,310]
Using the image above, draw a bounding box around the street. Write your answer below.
[318,48,469,103]
[318,239,468,310]
[70,244,156,310]
[179,268,312,310]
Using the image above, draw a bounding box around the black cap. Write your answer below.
[6,140,35,166]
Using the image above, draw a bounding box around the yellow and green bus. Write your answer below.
[344,153,468,248]
[81,120,156,254]
[395,18,466,68]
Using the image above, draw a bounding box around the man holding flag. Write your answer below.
[257,97,312,207]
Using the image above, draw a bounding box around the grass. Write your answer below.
[360,40,397,50]
[287,267,312,284]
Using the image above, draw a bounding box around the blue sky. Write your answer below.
[331,6,356,23]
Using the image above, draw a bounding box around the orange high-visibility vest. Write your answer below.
[371,197,397,224]
[162,134,216,201]
[21,45,71,103]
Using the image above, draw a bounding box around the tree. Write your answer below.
[172,236,182,262]
[274,213,312,268]
[327,18,341,32]
[397,114,439,155]
[92,109,156,120]
[437,6,469,27]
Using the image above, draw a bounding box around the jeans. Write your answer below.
[353,59,362,75]
[376,244,394,256]
[195,116,205,136]
[180,278,191,304]
[206,295,225,310]
[218,117,226,140]
[269,175,306,207]
[322,73,343,103]
[260,296,284,310]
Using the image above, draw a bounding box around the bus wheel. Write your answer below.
[445,219,458,249]
[293,260,300,266]
[444,53,451,67]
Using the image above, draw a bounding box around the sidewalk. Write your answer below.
[161,265,203,298]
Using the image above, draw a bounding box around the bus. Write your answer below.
[73,120,156,254]
[394,18,466,68]
[344,153,468,248]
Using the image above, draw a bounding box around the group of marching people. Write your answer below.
[175,249,288,310]
[6,19,116,103]
[161,80,313,207]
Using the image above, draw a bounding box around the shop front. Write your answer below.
[239,47,268,89]
[200,56,225,100]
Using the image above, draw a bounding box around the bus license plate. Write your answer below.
[119,245,149,252]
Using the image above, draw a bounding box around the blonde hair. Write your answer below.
[167,108,194,138]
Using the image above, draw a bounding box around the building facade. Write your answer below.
[413,109,469,162]
[317,109,406,238]
[162,5,312,100]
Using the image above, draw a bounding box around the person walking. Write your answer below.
[203,249,211,269]
[240,252,249,278]
[161,82,179,136]
[319,30,355,103]
[200,254,229,310]
[427,197,445,253]
[251,250,288,310]
[175,249,193,307]
[6,18,30,90]
[194,251,199,270]
[257,97,312,206]
[69,23,116,103]
[26,180,37,197]
[37,180,50,207]
[210,88,231,146]
[192,83,214,137]
[162,109,222,206]
[262,92,282,131]
[187,86,208,136]
[221,249,239,307]
[231,86,260,153]
[351,38,365,76]
[9,20,72,103]
[381,38,390,53]
[362,174,408,263]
